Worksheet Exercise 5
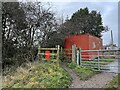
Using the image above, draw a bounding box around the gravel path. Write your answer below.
[62,63,116,88]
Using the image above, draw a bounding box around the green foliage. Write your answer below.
[68,62,97,80]
[2,2,28,68]
[2,2,58,68]
[70,7,108,37]
[67,62,77,69]
[3,62,72,88]
[60,7,109,38]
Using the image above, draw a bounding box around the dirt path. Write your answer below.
[61,63,116,88]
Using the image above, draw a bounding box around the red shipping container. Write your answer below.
[45,50,50,61]
[64,34,103,60]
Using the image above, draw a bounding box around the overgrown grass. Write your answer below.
[106,74,119,90]
[68,63,99,80]
[3,62,72,88]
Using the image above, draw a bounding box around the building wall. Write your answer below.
[88,35,103,60]
[64,34,103,60]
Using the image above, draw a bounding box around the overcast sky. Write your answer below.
[22,0,119,47]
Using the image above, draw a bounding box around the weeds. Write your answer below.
[68,62,98,80]
[3,62,72,88]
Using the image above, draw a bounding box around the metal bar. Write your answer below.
[80,55,117,56]
[81,58,116,60]
[82,64,118,67]
[82,64,99,66]
[90,58,116,61]
[56,45,60,66]
[77,49,79,65]
[81,49,120,52]
[82,61,109,64]
[98,50,100,70]
[80,48,82,66]
[99,65,119,67]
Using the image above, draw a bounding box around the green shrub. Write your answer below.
[3,62,72,88]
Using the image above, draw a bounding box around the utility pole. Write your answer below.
[111,30,114,49]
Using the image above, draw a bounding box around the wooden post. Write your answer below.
[38,45,41,61]
[61,47,63,53]
[72,44,76,63]
[51,50,54,60]
[77,49,80,65]
[60,47,63,58]
[57,45,60,66]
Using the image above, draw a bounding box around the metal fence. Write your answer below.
[37,44,120,73]
[76,49,120,72]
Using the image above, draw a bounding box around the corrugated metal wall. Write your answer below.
[64,34,103,60]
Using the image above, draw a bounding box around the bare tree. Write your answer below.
[21,2,58,48]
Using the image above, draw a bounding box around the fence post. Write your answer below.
[38,45,41,61]
[98,50,100,70]
[79,48,82,66]
[61,47,63,53]
[57,45,60,66]
[77,49,80,65]
[72,44,76,63]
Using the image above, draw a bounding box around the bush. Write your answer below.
[3,62,72,88]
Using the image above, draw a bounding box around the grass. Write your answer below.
[68,62,99,80]
[106,74,119,90]
[3,62,72,88]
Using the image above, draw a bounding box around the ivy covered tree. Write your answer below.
[2,2,58,68]
[2,2,27,67]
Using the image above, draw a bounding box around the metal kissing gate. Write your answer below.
[72,44,120,73]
